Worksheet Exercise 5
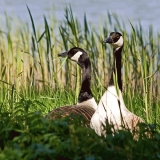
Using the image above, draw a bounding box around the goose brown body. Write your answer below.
[46,104,95,124]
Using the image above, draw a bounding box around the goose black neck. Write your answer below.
[78,59,93,103]
[109,47,123,91]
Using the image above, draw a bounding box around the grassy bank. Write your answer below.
[0,6,159,121]
[0,5,160,159]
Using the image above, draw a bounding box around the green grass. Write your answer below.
[0,5,160,159]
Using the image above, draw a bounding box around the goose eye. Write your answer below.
[114,37,119,42]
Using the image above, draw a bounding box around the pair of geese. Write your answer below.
[46,32,144,137]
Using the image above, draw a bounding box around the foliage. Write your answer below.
[0,109,160,160]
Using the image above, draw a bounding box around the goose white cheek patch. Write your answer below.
[112,36,123,48]
[71,51,83,62]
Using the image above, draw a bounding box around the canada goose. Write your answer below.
[46,47,97,125]
[90,32,144,136]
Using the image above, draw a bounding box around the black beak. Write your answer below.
[58,51,68,57]
[103,37,113,43]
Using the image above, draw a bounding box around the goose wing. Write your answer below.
[123,113,144,130]
[46,105,95,125]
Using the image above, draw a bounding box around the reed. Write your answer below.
[0,5,159,125]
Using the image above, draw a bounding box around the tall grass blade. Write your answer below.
[26,5,37,41]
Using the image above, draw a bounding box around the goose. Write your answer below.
[90,32,144,136]
[46,47,97,125]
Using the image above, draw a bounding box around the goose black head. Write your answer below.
[104,32,123,49]
[58,47,89,67]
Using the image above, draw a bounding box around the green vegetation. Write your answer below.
[0,5,160,159]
